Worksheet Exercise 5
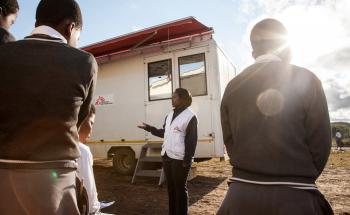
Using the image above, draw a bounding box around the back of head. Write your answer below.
[250,18,290,61]
[0,0,19,17]
[35,0,82,29]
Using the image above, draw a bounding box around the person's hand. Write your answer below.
[137,122,150,131]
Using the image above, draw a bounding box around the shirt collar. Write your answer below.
[255,53,282,64]
[30,25,67,44]
[173,106,187,114]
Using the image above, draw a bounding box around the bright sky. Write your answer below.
[11,0,350,122]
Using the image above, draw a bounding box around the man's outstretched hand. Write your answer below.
[137,122,151,131]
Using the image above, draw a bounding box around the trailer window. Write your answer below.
[148,59,173,101]
[178,53,207,96]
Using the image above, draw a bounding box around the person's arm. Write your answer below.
[304,77,332,175]
[183,116,198,166]
[87,148,101,214]
[220,93,234,166]
[138,117,166,138]
[77,55,98,128]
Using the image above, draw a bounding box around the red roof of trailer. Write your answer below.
[82,17,213,58]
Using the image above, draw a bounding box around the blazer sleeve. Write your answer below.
[77,55,98,128]
[220,89,234,165]
[304,76,332,175]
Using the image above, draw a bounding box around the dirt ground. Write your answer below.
[94,150,350,215]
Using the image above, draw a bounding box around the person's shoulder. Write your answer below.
[290,64,320,80]
[64,46,98,75]
[185,108,198,122]
[226,63,259,87]
[79,142,92,154]
[0,28,16,45]
[0,27,10,38]
[221,64,256,101]
[289,64,322,86]
[185,108,196,116]
[66,46,96,63]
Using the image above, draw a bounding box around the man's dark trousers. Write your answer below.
[162,153,191,215]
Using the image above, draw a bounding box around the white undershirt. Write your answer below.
[255,53,282,64]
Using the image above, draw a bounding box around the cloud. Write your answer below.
[318,47,350,112]
[257,0,331,14]
[239,0,256,15]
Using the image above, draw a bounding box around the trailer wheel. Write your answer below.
[112,148,136,175]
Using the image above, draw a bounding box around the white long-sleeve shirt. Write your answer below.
[77,143,100,214]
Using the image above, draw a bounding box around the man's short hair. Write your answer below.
[250,18,288,57]
[0,0,19,17]
[36,0,83,28]
[175,88,192,107]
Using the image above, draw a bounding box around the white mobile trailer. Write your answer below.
[83,17,235,175]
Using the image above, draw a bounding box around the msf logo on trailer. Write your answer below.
[94,95,114,106]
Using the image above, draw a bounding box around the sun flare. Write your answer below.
[278,6,345,66]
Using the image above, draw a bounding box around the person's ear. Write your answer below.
[65,22,76,39]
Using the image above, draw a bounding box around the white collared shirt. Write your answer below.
[77,143,100,214]
[255,53,282,64]
[30,25,67,44]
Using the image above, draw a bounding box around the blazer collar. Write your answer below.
[25,25,67,44]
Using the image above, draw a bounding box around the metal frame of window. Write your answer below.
[178,53,208,97]
[147,59,173,101]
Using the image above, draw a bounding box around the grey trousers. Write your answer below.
[217,181,332,215]
[0,168,80,215]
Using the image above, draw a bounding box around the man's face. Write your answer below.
[0,10,18,30]
[172,92,181,108]
[79,113,95,143]
[68,27,81,47]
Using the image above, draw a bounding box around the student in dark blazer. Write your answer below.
[218,19,333,215]
[0,0,19,44]
[0,0,97,214]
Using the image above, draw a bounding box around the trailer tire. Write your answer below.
[112,148,136,175]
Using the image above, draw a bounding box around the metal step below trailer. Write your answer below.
[131,143,197,185]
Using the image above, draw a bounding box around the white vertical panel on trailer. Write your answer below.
[88,56,146,158]
[173,46,215,158]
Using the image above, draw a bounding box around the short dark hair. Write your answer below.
[0,0,19,17]
[36,0,83,29]
[250,18,288,57]
[175,88,192,107]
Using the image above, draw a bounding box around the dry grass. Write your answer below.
[327,149,350,168]
[95,151,350,214]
